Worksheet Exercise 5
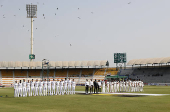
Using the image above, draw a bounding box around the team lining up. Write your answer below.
[85,79,144,94]
[14,78,76,97]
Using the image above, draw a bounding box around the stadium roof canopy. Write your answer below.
[0,60,109,68]
[127,57,170,65]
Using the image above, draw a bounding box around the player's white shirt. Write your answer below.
[106,82,109,87]
[60,81,64,86]
[122,81,125,86]
[109,82,112,86]
[51,81,56,87]
[31,81,35,88]
[132,81,135,87]
[85,81,89,86]
[56,81,60,86]
[119,81,122,86]
[72,81,76,87]
[98,82,101,86]
[35,81,39,87]
[64,80,67,86]
[90,81,93,86]
[126,81,129,86]
[67,80,71,86]
[117,81,119,86]
[102,81,105,86]
[139,81,141,86]
[26,82,30,88]
[22,81,26,88]
[114,81,117,86]
[43,81,47,87]
[39,81,43,87]
[14,83,18,89]
[18,83,22,88]
[47,81,51,87]
[129,80,132,86]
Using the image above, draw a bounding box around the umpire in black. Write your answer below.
[93,79,98,94]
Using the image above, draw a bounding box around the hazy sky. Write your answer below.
[0,0,170,67]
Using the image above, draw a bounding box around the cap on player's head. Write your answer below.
[28,80,29,82]
[65,78,67,80]
[45,79,46,81]
[20,80,21,83]
[32,79,33,81]
[91,79,92,81]
[86,79,88,81]
[15,80,17,83]
[73,79,74,81]
[53,79,55,81]
[49,79,50,81]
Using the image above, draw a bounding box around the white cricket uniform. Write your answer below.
[26,82,30,96]
[30,81,35,96]
[67,80,71,94]
[102,81,105,93]
[122,81,125,91]
[60,81,64,95]
[131,81,134,92]
[51,81,56,95]
[43,81,47,96]
[56,81,60,95]
[119,81,123,92]
[47,81,51,96]
[18,82,22,97]
[14,82,18,97]
[22,81,26,97]
[129,80,132,92]
[114,81,117,92]
[117,81,120,92]
[35,81,39,96]
[141,81,144,92]
[39,81,43,96]
[106,82,109,93]
[72,81,76,94]
[64,80,67,94]
[110,82,113,92]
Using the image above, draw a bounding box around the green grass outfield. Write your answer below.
[0,86,170,112]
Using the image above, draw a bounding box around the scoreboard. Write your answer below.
[114,53,126,63]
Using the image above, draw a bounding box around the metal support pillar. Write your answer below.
[104,68,107,76]
[67,69,69,78]
[30,18,33,62]
[92,68,95,80]
[13,71,15,84]
[54,69,56,79]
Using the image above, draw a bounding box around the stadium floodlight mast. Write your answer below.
[26,4,37,62]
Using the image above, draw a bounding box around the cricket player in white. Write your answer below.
[30,79,35,96]
[129,79,132,92]
[26,80,30,97]
[14,80,18,97]
[56,79,60,95]
[51,79,56,95]
[141,81,144,92]
[110,81,113,92]
[39,79,43,96]
[47,79,51,96]
[67,78,71,95]
[64,78,67,94]
[122,81,125,92]
[106,81,109,93]
[113,80,116,92]
[43,79,47,96]
[117,81,120,92]
[18,80,22,97]
[60,79,64,95]
[35,79,39,96]
[72,79,76,94]
[102,80,105,93]
[22,79,26,97]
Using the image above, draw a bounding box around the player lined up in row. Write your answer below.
[85,79,144,94]
[14,78,76,97]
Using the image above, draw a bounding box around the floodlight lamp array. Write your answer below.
[26,4,37,18]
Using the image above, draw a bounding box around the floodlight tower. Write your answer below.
[26,4,37,62]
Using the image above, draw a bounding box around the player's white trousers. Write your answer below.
[102,86,105,93]
[64,86,67,94]
[110,86,113,92]
[106,86,109,93]
[117,86,119,92]
[30,87,35,96]
[56,86,59,95]
[68,85,71,94]
[14,89,18,97]
[26,88,30,96]
[51,87,55,95]
[48,86,51,96]
[39,87,43,96]
[35,87,38,96]
[60,86,63,95]
[44,87,47,96]
[72,86,75,94]
[22,87,26,97]
[114,86,117,92]
[18,88,22,97]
